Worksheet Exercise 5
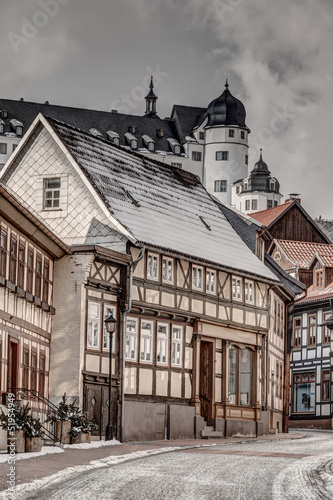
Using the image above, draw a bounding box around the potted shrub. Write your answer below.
[0,403,33,453]
[24,414,43,453]
[70,411,97,444]
[46,394,72,444]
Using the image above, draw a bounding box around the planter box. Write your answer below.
[8,430,25,454]
[71,432,91,445]
[25,437,42,453]
[55,420,71,444]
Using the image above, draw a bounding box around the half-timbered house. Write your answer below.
[0,184,70,449]
[1,114,281,441]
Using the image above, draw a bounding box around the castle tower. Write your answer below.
[145,76,158,116]
[202,80,251,204]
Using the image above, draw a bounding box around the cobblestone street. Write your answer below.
[17,431,333,500]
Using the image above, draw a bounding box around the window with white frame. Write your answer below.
[162,257,174,284]
[323,312,331,345]
[232,276,242,301]
[192,265,203,291]
[245,200,250,210]
[251,199,258,211]
[140,320,153,363]
[157,323,168,364]
[216,151,229,161]
[206,269,216,294]
[172,326,183,367]
[43,178,61,209]
[125,317,138,360]
[103,305,116,352]
[192,151,202,161]
[87,302,100,349]
[308,314,316,347]
[147,253,159,281]
[245,280,254,304]
[214,180,227,192]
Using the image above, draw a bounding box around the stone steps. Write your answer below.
[201,423,223,439]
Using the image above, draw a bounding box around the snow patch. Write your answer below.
[62,438,121,450]
[0,446,64,464]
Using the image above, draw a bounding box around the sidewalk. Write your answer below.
[0,432,305,494]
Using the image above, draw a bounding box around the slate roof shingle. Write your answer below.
[45,116,278,281]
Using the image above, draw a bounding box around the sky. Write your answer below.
[0,0,332,218]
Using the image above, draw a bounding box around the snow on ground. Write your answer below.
[0,446,64,464]
[0,446,184,500]
[63,438,121,450]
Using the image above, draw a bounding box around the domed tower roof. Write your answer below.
[247,150,280,193]
[251,149,271,176]
[205,80,249,130]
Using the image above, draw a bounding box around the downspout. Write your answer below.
[120,247,145,443]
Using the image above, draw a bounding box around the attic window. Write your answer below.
[0,119,4,134]
[129,125,136,134]
[89,128,104,139]
[274,251,281,261]
[106,130,120,145]
[43,178,61,209]
[157,128,165,137]
[142,135,155,151]
[1,110,8,118]
[315,269,323,289]
[125,133,138,149]
[270,180,276,191]
[10,119,23,136]
[167,138,181,155]
[199,215,211,231]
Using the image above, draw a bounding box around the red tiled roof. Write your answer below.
[276,240,333,268]
[250,201,293,226]
[296,282,333,304]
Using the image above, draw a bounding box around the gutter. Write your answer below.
[120,247,145,443]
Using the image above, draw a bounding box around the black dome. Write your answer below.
[205,81,248,129]
[251,149,270,176]
[246,150,280,193]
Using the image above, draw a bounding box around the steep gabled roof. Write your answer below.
[274,240,333,269]
[171,105,206,142]
[250,201,293,226]
[8,114,276,281]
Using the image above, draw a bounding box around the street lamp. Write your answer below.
[104,313,117,441]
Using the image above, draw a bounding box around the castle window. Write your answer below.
[251,200,258,211]
[270,180,276,191]
[241,131,245,140]
[245,200,250,211]
[0,143,7,154]
[236,186,240,194]
[43,178,61,209]
[216,151,229,161]
[192,151,202,161]
[229,129,235,138]
[199,132,205,140]
[244,181,248,190]
[267,200,273,209]
[214,180,227,192]
[245,155,248,165]
[0,120,4,134]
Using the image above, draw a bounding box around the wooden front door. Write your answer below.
[8,340,19,392]
[84,383,117,439]
[199,341,214,423]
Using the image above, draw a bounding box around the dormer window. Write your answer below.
[129,125,136,134]
[270,180,276,191]
[1,110,8,118]
[106,130,120,145]
[142,135,155,152]
[244,181,248,190]
[199,131,205,140]
[157,128,164,137]
[167,138,182,155]
[10,119,23,136]
[0,119,4,134]
[315,269,323,289]
[125,133,138,149]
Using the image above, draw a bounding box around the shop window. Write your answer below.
[293,372,315,413]
[229,346,252,406]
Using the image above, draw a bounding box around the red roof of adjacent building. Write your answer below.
[275,240,333,268]
[250,201,293,226]
[296,282,333,304]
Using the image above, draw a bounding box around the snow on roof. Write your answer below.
[47,117,278,281]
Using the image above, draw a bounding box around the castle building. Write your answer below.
[0,79,282,214]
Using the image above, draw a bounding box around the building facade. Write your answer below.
[0,113,283,441]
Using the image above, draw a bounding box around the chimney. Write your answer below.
[286,193,301,204]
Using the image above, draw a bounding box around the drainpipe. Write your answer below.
[120,247,145,443]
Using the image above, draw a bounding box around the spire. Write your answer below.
[145,76,158,116]
[225,78,229,89]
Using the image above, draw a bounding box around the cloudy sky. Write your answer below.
[1,0,332,218]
